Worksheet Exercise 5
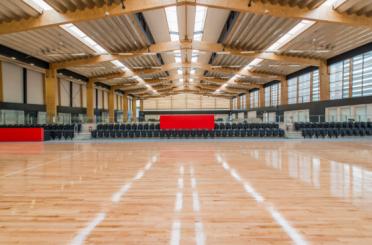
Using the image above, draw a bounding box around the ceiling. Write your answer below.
[0,0,371,99]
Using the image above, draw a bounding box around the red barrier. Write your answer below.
[160,115,215,130]
[0,128,44,142]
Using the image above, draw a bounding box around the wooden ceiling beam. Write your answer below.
[52,40,320,69]
[1,0,371,37]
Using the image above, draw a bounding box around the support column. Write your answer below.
[86,79,95,122]
[0,62,3,102]
[280,77,288,106]
[229,98,233,110]
[319,60,330,101]
[44,68,58,123]
[122,94,128,122]
[140,99,144,111]
[131,97,137,122]
[108,87,115,123]
[259,85,265,108]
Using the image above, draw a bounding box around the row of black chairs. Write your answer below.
[295,122,372,131]
[44,130,75,140]
[96,122,280,131]
[302,128,372,138]
[215,123,279,129]
[91,128,285,139]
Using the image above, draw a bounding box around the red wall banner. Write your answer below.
[0,128,44,142]
[160,115,215,130]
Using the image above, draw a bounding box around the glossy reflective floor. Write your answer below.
[1,140,372,244]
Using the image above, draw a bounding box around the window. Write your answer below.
[330,60,350,99]
[352,51,372,97]
[288,78,297,104]
[240,95,246,110]
[250,90,259,109]
[265,83,281,107]
[330,50,372,99]
[287,69,319,104]
[232,97,237,110]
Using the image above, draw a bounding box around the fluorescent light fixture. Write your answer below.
[217,51,231,55]
[175,56,182,63]
[191,55,198,63]
[211,66,222,69]
[23,0,53,11]
[165,6,179,41]
[60,23,107,54]
[241,50,256,54]
[190,69,196,75]
[118,52,134,56]
[177,69,183,75]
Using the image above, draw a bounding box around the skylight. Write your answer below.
[165,6,179,41]
[192,6,207,64]
[23,0,53,11]
[267,20,315,52]
[214,20,315,93]
[60,23,108,54]
[193,6,207,41]
[111,60,130,72]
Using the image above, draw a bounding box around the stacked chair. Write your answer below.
[0,124,79,141]
[294,122,372,138]
[91,122,285,139]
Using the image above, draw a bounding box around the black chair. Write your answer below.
[213,130,220,137]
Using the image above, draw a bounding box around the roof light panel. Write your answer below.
[193,6,207,40]
[165,6,179,41]
[23,0,53,11]
[60,24,108,54]
[214,20,315,94]
[192,6,208,63]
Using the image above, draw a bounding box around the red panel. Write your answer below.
[0,128,44,142]
[160,115,215,130]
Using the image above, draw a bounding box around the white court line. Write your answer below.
[190,166,206,245]
[175,192,183,212]
[70,212,106,245]
[1,151,83,178]
[178,178,184,189]
[192,191,200,212]
[170,221,181,245]
[70,157,157,245]
[195,221,205,245]
[216,155,309,245]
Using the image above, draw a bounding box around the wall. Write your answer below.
[325,103,372,122]
[143,94,229,110]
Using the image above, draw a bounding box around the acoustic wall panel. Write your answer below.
[72,83,81,107]
[59,79,70,106]
[27,69,44,105]
[2,62,23,103]
[82,85,87,108]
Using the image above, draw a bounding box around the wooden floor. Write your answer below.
[1,140,372,244]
